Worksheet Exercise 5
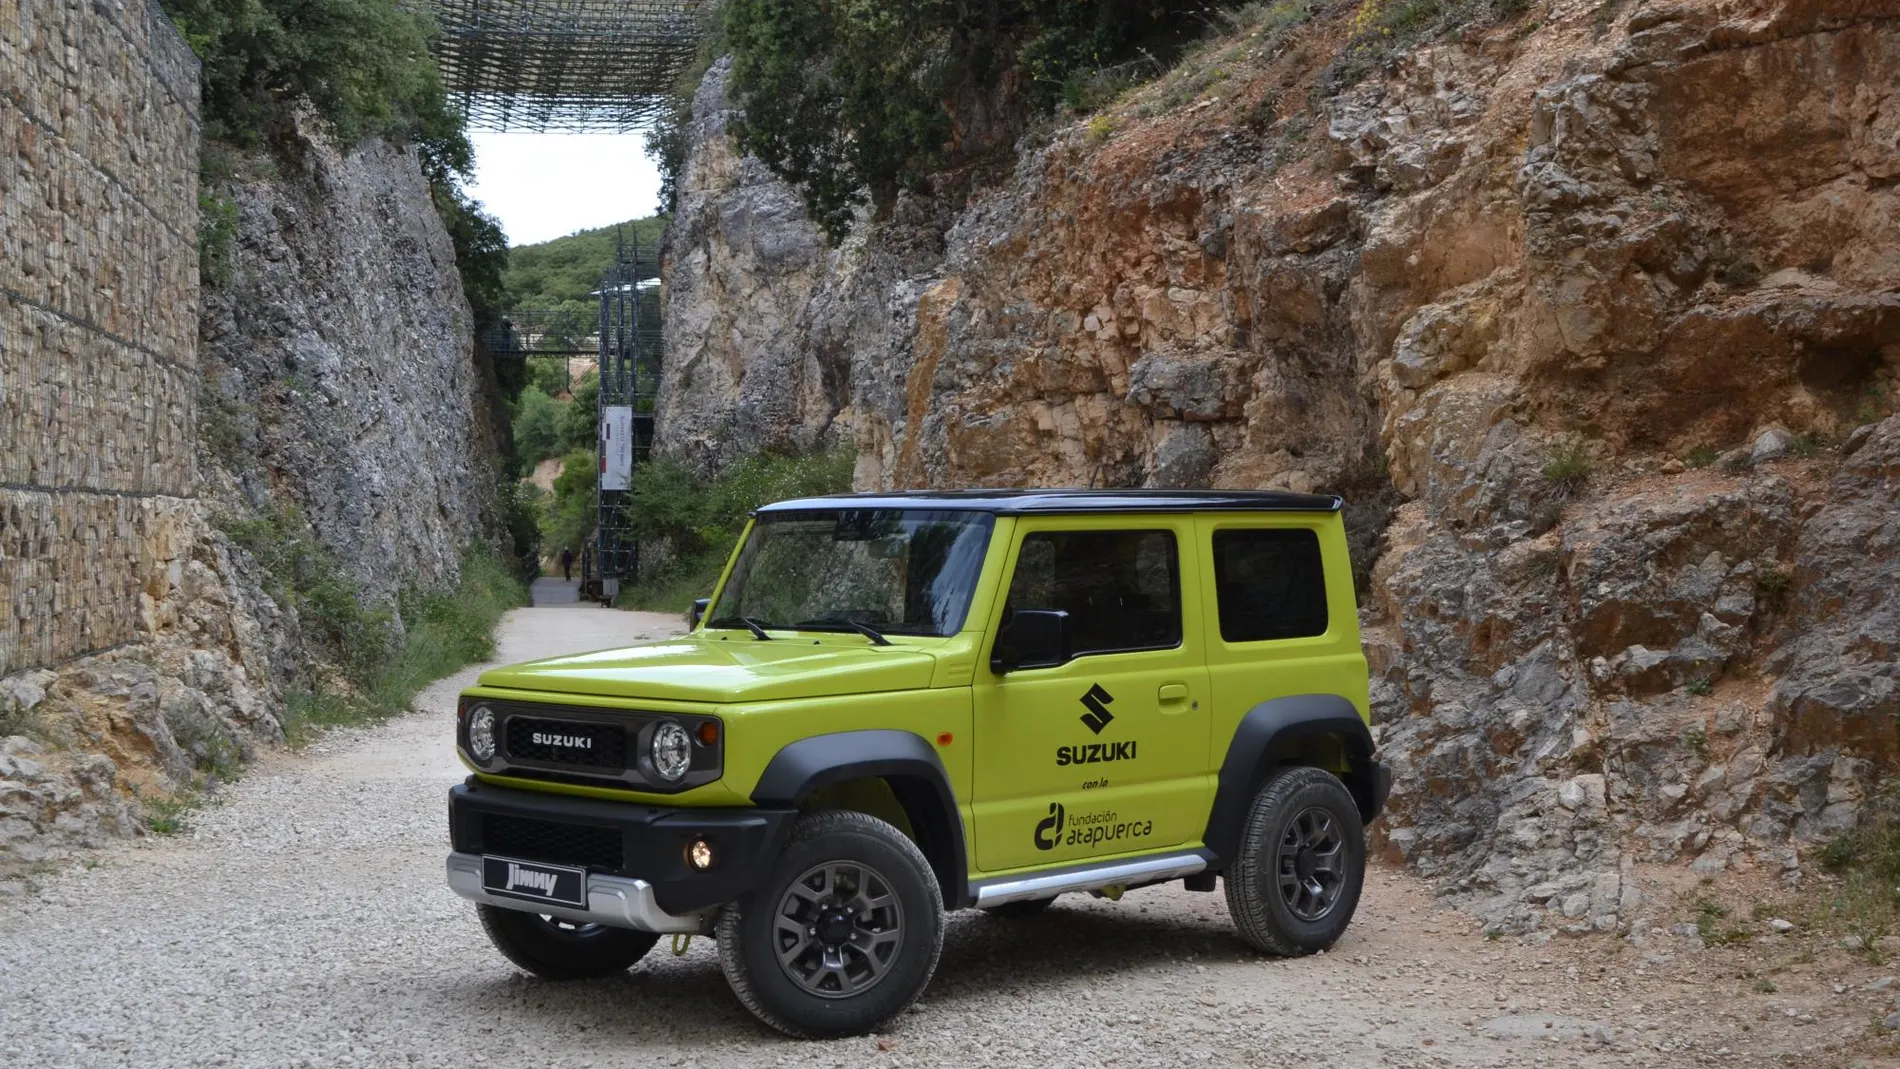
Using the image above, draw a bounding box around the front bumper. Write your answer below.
[446,778,795,920]
[446,853,703,932]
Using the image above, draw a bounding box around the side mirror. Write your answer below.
[991,609,1072,675]
[689,597,711,630]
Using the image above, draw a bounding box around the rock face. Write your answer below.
[199,133,505,600]
[0,0,501,871]
[663,0,1900,930]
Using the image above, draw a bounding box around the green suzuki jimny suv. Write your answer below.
[447,490,1388,1037]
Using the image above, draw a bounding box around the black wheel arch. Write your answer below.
[751,729,970,909]
[1203,694,1390,867]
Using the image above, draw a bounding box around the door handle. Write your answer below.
[1158,683,1189,703]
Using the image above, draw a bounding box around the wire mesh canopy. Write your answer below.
[427,0,714,131]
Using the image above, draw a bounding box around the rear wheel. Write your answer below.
[1224,765,1366,956]
[717,809,943,1038]
[980,896,1056,918]
[477,905,660,980]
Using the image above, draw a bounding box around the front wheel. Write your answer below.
[477,905,660,979]
[717,809,943,1038]
[1224,765,1366,956]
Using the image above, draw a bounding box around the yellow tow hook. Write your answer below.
[671,933,693,956]
[1099,884,1125,901]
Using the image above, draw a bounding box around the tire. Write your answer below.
[477,904,660,980]
[980,896,1055,918]
[717,809,943,1039]
[1223,765,1366,956]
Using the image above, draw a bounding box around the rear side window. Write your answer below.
[1212,529,1329,642]
[1004,530,1181,656]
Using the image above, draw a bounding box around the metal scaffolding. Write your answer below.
[592,232,663,595]
[426,0,714,131]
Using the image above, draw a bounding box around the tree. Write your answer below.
[723,1,1246,242]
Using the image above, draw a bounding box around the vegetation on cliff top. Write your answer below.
[162,0,507,329]
[719,0,1534,241]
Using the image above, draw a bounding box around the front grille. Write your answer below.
[483,813,623,872]
[504,716,627,770]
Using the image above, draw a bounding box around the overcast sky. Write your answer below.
[465,131,664,248]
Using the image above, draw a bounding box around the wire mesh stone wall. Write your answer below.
[428,0,713,130]
[0,0,201,676]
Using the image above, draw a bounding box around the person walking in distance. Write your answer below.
[560,547,575,582]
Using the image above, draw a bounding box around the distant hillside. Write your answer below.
[503,215,667,306]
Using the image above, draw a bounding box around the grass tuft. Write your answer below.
[1541,437,1592,496]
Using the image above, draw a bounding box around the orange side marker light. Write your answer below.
[936,732,954,747]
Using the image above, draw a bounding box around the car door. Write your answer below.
[970,516,1212,873]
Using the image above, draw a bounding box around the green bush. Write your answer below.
[511,385,567,469]
[498,478,546,573]
[280,545,527,742]
[161,0,459,153]
[543,450,600,558]
[558,372,601,454]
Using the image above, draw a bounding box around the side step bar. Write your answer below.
[970,850,1214,908]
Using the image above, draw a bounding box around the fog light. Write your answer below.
[467,705,497,763]
[688,839,715,871]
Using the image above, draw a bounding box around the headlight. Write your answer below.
[651,721,692,782]
[467,705,497,763]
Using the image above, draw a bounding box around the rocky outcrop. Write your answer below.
[663,0,1900,931]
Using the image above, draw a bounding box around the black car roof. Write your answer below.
[755,489,1343,516]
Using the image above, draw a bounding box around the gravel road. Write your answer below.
[0,586,1882,1067]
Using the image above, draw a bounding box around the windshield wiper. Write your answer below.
[708,616,773,641]
[796,617,893,646]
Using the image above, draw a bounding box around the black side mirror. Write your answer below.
[992,609,1072,674]
[689,597,711,630]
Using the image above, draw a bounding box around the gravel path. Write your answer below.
[0,597,1880,1068]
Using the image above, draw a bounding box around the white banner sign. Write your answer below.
[600,406,634,491]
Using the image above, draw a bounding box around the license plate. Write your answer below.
[481,855,587,907]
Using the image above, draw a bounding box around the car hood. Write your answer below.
[474,636,940,704]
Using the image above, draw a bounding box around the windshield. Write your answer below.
[709,509,995,638]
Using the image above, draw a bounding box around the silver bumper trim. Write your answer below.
[446,852,704,933]
[971,850,1212,908]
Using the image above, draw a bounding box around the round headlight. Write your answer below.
[467,705,497,763]
[651,721,692,782]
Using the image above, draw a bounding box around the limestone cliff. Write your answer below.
[662,0,1900,932]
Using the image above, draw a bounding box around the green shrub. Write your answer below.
[543,450,600,558]
[1541,437,1592,495]
[511,386,567,470]
[279,545,527,742]
[498,478,546,573]
[161,0,458,152]
[558,372,601,454]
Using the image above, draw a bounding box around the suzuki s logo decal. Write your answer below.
[532,732,593,749]
[1033,802,1066,851]
[505,862,558,895]
[1078,683,1115,735]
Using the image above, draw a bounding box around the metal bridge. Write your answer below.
[485,233,663,598]
[426,0,715,131]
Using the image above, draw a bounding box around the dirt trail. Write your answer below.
[0,590,1886,1067]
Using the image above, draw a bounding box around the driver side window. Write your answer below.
[1003,530,1181,656]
